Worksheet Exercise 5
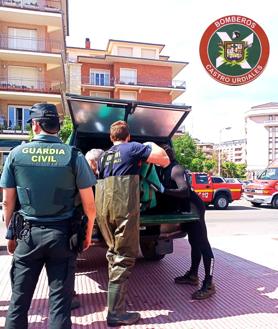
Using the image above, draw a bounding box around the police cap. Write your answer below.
[27,103,59,123]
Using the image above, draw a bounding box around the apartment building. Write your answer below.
[245,102,278,176]
[218,139,246,164]
[66,38,187,103]
[0,0,68,167]
[196,141,214,159]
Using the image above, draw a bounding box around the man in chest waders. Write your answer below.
[96,121,169,327]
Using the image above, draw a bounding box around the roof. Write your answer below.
[251,102,278,109]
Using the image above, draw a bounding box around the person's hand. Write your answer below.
[150,183,165,193]
[7,239,17,255]
[82,236,93,251]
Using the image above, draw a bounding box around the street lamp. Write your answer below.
[218,126,231,175]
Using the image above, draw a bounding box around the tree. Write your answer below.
[59,115,73,143]
[221,161,247,178]
[172,133,216,172]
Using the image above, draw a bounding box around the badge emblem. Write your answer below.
[199,15,269,86]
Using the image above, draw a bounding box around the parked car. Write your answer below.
[190,173,243,209]
[66,94,199,260]
[244,159,278,208]
[224,177,243,185]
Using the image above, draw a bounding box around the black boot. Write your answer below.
[107,282,140,326]
[107,312,140,327]
[174,270,199,285]
[192,279,216,300]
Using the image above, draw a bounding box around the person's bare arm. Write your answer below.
[146,142,170,167]
[2,188,17,254]
[78,187,96,251]
[2,188,17,228]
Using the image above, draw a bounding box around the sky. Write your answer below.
[66,0,278,143]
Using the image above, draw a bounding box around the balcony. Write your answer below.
[81,75,115,91]
[0,0,62,12]
[0,34,62,53]
[0,77,61,94]
[115,77,186,89]
[81,76,186,88]
[264,120,278,127]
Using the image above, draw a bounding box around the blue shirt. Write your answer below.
[100,142,152,177]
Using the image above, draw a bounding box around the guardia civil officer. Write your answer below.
[96,121,169,327]
[0,103,97,329]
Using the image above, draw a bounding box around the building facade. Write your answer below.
[196,141,214,159]
[219,139,246,164]
[245,102,278,177]
[66,39,187,104]
[0,0,68,168]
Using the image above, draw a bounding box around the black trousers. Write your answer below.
[182,190,214,280]
[5,222,76,329]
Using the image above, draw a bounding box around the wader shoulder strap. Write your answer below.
[99,149,117,178]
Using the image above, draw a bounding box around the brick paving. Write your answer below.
[0,236,277,329]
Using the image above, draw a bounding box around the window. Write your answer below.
[8,66,38,88]
[212,177,224,183]
[8,28,37,51]
[119,68,137,84]
[8,105,30,131]
[196,174,209,184]
[89,70,110,86]
[141,48,156,59]
[90,91,110,98]
[119,91,137,101]
[117,47,133,57]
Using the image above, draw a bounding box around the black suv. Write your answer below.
[66,94,198,260]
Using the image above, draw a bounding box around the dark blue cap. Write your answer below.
[27,103,59,123]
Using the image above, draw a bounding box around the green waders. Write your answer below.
[96,175,140,323]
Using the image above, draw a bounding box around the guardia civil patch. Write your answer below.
[199,15,269,86]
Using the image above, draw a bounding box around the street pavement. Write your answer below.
[0,200,277,329]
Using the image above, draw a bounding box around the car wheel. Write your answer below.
[213,194,229,210]
[271,195,278,209]
[251,202,261,207]
[140,240,165,261]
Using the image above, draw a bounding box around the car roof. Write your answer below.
[66,94,191,140]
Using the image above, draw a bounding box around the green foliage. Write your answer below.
[27,115,73,143]
[173,133,212,172]
[221,161,246,178]
[59,115,73,143]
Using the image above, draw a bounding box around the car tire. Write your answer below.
[251,202,261,207]
[271,195,278,209]
[213,194,229,210]
[140,240,165,261]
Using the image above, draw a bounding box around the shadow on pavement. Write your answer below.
[0,239,277,328]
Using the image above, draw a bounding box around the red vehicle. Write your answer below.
[190,172,242,210]
[243,159,278,208]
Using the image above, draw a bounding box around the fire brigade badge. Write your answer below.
[199,15,269,86]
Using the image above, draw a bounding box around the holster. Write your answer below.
[69,206,88,253]
[11,212,25,240]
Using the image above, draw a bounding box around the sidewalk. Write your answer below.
[0,223,277,328]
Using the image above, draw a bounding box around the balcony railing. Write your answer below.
[264,120,278,126]
[0,0,62,12]
[81,76,114,87]
[0,34,62,53]
[0,77,61,93]
[115,77,186,89]
[81,76,186,89]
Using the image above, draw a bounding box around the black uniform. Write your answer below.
[157,162,214,282]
